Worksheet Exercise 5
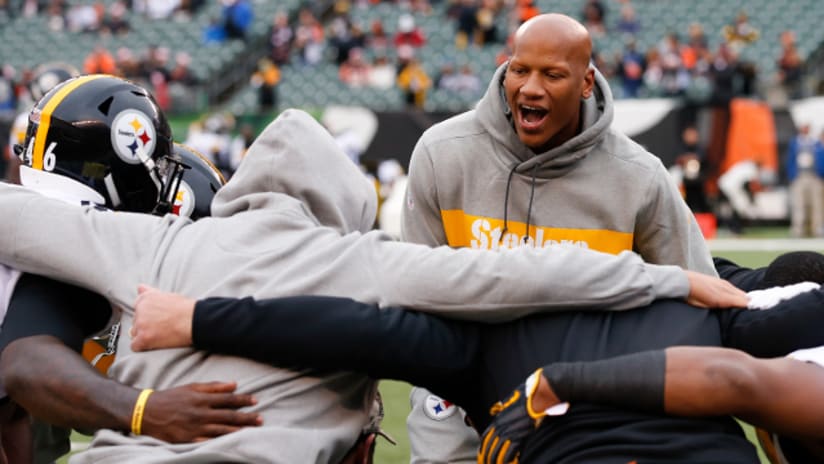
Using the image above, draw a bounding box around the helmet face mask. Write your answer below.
[17,74,178,214]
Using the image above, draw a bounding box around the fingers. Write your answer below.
[685,271,749,309]
[187,381,239,394]
[137,284,155,295]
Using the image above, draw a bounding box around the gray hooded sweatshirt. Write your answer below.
[402,64,715,275]
[0,110,688,463]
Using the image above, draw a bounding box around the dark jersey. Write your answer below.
[0,273,111,353]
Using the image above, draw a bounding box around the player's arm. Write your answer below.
[713,256,766,291]
[0,274,261,443]
[0,183,164,309]
[130,286,480,398]
[721,288,824,358]
[480,346,824,462]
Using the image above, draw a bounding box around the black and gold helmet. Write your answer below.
[16,74,180,214]
[28,62,80,101]
[172,143,225,220]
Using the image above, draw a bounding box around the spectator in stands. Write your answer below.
[137,0,180,20]
[268,11,294,66]
[83,45,117,75]
[709,42,735,103]
[203,15,227,44]
[435,63,457,91]
[45,0,66,32]
[115,47,141,79]
[174,0,204,21]
[250,58,280,114]
[339,47,371,88]
[100,1,130,36]
[0,65,15,116]
[397,57,431,109]
[450,64,482,96]
[367,55,395,90]
[722,10,759,54]
[581,0,606,38]
[513,0,539,26]
[394,14,426,49]
[615,2,639,38]
[642,47,664,96]
[777,30,804,100]
[617,38,645,98]
[367,19,389,57]
[169,51,199,86]
[786,123,824,238]
[221,0,253,42]
[657,32,690,97]
[454,0,478,50]
[139,44,171,83]
[330,17,366,67]
[294,7,325,66]
[65,1,101,34]
[475,0,498,45]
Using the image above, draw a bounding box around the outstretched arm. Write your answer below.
[480,346,824,462]
[1,336,261,442]
[0,275,261,443]
[130,286,481,398]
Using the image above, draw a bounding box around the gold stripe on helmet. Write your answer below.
[32,74,109,170]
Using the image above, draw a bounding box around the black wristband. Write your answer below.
[543,350,666,413]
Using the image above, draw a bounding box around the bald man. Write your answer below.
[400,13,715,462]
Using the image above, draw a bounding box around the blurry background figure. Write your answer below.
[4,62,78,184]
[268,11,294,66]
[339,48,371,88]
[785,123,824,237]
[776,30,804,101]
[367,55,396,90]
[377,159,407,239]
[397,57,431,109]
[250,58,280,114]
[669,125,710,214]
[183,113,235,178]
[717,158,777,235]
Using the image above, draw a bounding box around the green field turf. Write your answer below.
[61,242,820,464]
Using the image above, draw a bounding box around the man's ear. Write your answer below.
[582,68,595,99]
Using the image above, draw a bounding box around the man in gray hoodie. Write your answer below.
[0,107,743,463]
[400,13,718,462]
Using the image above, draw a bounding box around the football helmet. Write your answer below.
[172,143,225,220]
[16,74,181,214]
[28,62,80,102]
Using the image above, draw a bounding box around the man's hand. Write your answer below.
[131,285,195,351]
[142,381,262,443]
[477,369,568,464]
[685,271,749,309]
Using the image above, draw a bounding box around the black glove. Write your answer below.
[477,367,569,464]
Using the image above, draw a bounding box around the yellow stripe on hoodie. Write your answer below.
[441,209,633,254]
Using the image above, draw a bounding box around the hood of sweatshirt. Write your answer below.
[211,109,378,235]
[475,62,615,178]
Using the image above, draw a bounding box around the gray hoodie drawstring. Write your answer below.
[500,164,518,241]
[501,163,539,244]
[524,163,539,244]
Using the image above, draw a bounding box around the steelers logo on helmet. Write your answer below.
[18,74,176,214]
[172,180,196,218]
[110,109,158,165]
[171,143,225,220]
